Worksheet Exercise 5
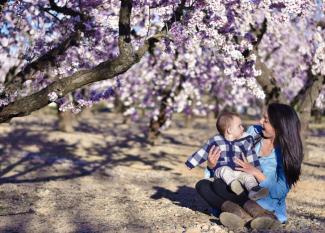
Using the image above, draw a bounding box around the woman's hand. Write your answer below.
[234,157,266,182]
[207,145,221,169]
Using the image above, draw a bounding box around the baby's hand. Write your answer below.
[207,145,221,169]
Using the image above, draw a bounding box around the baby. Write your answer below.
[185,111,268,200]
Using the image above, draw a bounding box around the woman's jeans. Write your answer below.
[195,178,249,211]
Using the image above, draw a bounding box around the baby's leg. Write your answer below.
[214,166,237,185]
[215,166,244,195]
[236,172,269,200]
[236,172,258,191]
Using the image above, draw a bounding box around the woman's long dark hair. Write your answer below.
[267,103,304,188]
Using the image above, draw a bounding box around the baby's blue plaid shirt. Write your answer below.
[185,133,261,174]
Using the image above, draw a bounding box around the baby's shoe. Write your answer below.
[248,186,269,200]
[230,180,244,195]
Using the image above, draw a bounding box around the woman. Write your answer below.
[196,103,304,230]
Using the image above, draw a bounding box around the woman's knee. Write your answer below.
[195,179,211,193]
[213,178,226,187]
[212,178,229,193]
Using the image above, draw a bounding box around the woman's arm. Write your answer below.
[259,166,289,199]
[234,158,266,182]
[234,158,288,199]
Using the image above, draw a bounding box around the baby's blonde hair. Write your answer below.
[216,111,240,135]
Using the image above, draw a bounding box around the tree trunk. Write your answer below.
[58,111,75,133]
[206,111,213,123]
[312,107,323,124]
[248,21,324,161]
[255,56,287,105]
[79,107,93,119]
[295,74,324,160]
[148,95,170,144]
[297,108,311,161]
[214,98,220,119]
[185,114,193,128]
[0,0,189,124]
[147,76,186,144]
[148,118,164,144]
[114,94,126,114]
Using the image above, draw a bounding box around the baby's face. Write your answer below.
[229,116,244,139]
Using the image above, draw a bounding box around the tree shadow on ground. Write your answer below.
[289,199,325,211]
[87,138,176,176]
[73,120,107,135]
[303,161,325,169]
[0,128,95,184]
[150,185,211,216]
[309,129,325,137]
[10,119,55,130]
[0,126,176,184]
[301,173,325,180]
[161,134,200,147]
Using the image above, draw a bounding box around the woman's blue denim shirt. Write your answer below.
[205,125,290,223]
[247,125,290,223]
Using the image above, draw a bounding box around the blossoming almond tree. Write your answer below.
[0,0,188,122]
[0,0,324,147]
[106,0,324,142]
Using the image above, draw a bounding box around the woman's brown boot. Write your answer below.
[250,216,281,230]
[243,200,281,230]
[219,212,245,230]
[219,201,253,230]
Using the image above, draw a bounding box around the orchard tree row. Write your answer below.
[0,0,324,145]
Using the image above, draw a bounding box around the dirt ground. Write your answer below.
[0,111,324,233]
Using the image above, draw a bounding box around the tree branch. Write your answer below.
[0,0,8,12]
[0,0,188,123]
[163,0,186,32]
[2,0,88,97]
[48,0,83,18]
[118,0,133,57]
[264,45,281,62]
[291,17,325,110]
[3,31,82,92]
[254,52,286,104]
[250,19,267,47]
[291,67,325,109]
[243,19,286,104]
[39,5,63,22]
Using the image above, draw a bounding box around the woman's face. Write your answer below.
[260,111,276,139]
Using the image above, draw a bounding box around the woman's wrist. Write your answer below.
[254,170,266,183]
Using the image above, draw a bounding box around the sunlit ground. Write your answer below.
[0,110,324,233]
